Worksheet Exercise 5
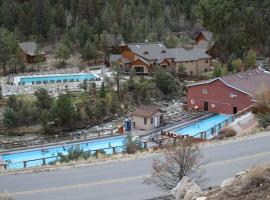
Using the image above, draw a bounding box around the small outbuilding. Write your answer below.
[132,105,163,131]
[18,42,46,63]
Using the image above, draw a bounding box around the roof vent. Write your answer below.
[143,51,149,55]
[237,75,243,79]
[256,70,261,74]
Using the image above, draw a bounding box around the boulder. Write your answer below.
[171,176,203,200]
[220,177,234,188]
[196,197,207,200]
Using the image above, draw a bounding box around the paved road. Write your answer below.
[1,134,270,200]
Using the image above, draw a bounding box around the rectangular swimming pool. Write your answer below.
[1,136,126,170]
[14,73,99,85]
[175,114,232,138]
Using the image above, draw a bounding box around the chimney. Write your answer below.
[240,63,245,72]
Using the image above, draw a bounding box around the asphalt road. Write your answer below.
[1,134,270,200]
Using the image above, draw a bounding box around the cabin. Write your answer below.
[132,105,163,131]
[195,31,213,44]
[18,42,46,63]
[187,68,270,114]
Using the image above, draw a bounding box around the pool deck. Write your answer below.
[140,113,214,140]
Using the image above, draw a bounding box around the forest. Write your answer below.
[0,0,198,44]
[0,0,270,72]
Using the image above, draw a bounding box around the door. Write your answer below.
[204,102,208,112]
[233,107,238,115]
[154,116,158,128]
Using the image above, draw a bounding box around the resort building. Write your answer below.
[187,68,270,115]
[132,105,163,131]
[18,42,46,63]
[109,42,212,76]
[168,48,211,75]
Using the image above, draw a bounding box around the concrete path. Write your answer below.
[0,133,270,200]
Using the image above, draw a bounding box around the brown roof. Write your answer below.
[132,105,160,118]
[188,68,270,97]
[18,42,46,56]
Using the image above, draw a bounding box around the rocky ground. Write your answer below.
[171,163,270,200]
[206,164,270,200]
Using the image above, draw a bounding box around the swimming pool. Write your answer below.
[175,114,232,138]
[1,136,126,170]
[14,73,99,85]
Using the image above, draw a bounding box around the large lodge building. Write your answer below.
[187,68,270,115]
[109,42,211,76]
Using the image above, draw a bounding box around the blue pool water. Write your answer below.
[1,136,126,170]
[19,73,98,85]
[175,114,232,138]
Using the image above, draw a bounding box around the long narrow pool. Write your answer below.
[14,73,99,85]
[1,136,126,170]
[175,114,232,138]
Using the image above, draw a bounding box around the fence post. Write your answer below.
[42,158,46,166]
[200,132,203,139]
[95,150,99,159]
[204,132,207,139]
[112,147,116,155]
[23,161,27,168]
[143,142,148,149]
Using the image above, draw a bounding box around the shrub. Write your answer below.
[57,146,90,163]
[248,166,266,187]
[125,135,142,154]
[0,194,14,200]
[219,128,237,138]
[256,113,270,129]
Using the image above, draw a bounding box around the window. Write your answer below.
[144,118,147,125]
[230,93,237,98]
[203,89,208,94]
[204,68,208,73]
[151,118,153,124]
[205,60,209,64]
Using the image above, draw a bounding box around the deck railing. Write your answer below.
[0,142,149,170]
[193,105,253,139]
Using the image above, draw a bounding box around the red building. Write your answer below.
[187,68,270,114]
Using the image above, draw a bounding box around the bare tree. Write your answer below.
[144,139,205,191]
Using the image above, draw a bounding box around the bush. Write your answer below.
[154,68,176,94]
[256,113,270,128]
[125,135,142,154]
[0,194,14,200]
[248,166,266,187]
[57,146,91,163]
[219,128,237,138]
